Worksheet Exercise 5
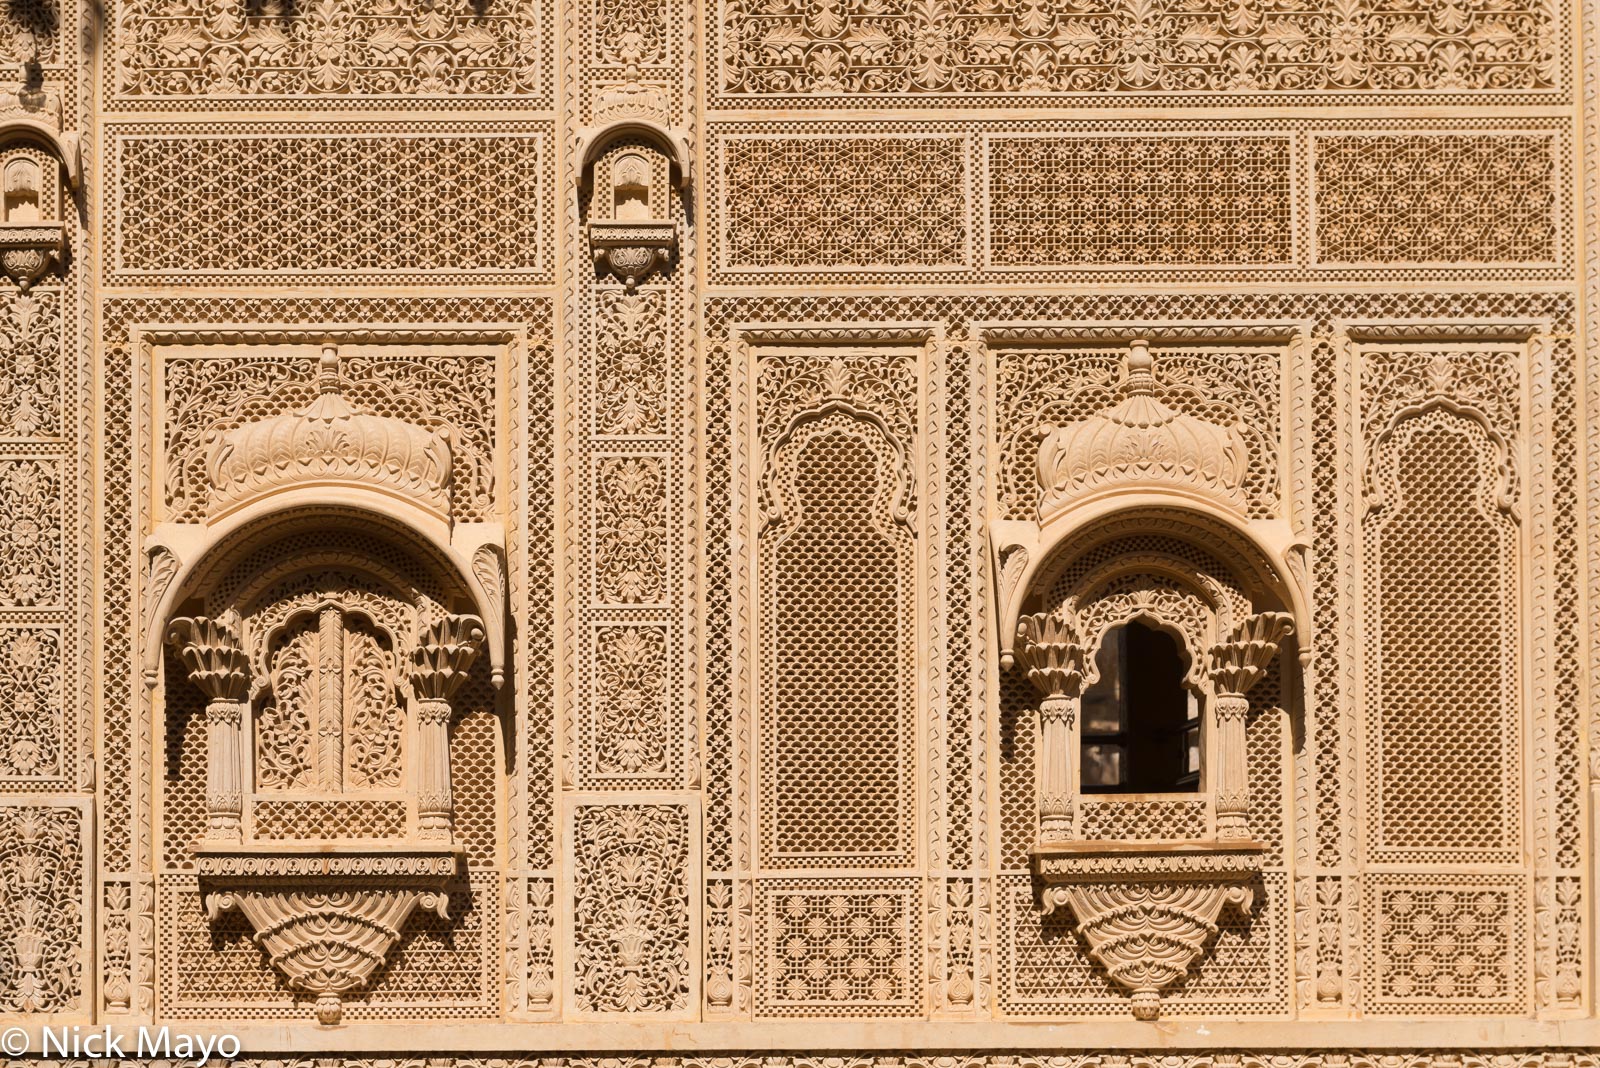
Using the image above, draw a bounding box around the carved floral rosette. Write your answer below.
[1034,843,1264,1020]
[196,846,460,1024]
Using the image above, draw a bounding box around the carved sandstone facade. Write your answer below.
[0,0,1595,1064]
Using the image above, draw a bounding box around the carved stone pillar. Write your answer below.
[410,614,485,841]
[1207,612,1293,841]
[167,615,250,842]
[1014,611,1085,843]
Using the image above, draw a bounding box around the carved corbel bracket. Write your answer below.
[196,845,460,1025]
[1033,841,1265,1020]
[589,220,677,291]
[0,223,62,290]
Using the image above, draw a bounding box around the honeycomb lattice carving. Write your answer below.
[719,136,968,272]
[1360,345,1522,865]
[717,0,1559,101]
[251,800,407,840]
[1363,875,1528,1015]
[1314,135,1559,264]
[760,414,916,868]
[112,127,550,282]
[1078,800,1208,841]
[0,802,85,1014]
[988,137,1291,268]
[570,803,692,1014]
[755,879,921,1018]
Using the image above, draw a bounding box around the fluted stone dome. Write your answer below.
[1036,339,1249,517]
[205,347,452,517]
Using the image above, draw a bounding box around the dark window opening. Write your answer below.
[1079,620,1201,793]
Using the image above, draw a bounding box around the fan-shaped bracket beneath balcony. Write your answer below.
[1032,840,1266,1020]
[195,843,462,1025]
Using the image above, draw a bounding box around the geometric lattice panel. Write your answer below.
[110,126,551,283]
[1313,134,1560,266]
[1362,874,1529,1016]
[754,877,922,1018]
[987,136,1293,269]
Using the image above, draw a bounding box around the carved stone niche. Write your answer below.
[577,119,690,290]
[998,334,1303,1019]
[0,91,81,291]
[146,340,511,1024]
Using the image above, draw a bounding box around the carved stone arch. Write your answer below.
[995,501,1306,671]
[1364,394,1518,520]
[153,507,498,1026]
[575,118,691,193]
[144,501,507,687]
[760,399,914,537]
[1005,504,1297,1022]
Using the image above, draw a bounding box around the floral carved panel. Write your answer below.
[717,0,1561,102]
[566,801,697,1016]
[0,800,89,1016]
[0,458,62,609]
[110,0,549,106]
[0,627,64,782]
[0,290,62,440]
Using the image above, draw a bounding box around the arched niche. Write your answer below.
[154,508,497,1025]
[576,118,690,290]
[144,494,508,690]
[0,102,79,290]
[1002,504,1300,1022]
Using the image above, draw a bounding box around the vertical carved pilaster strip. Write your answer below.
[1208,612,1294,842]
[316,604,344,790]
[167,615,249,842]
[1013,611,1084,843]
[411,614,485,841]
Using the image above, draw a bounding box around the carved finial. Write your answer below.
[316,342,341,393]
[1208,612,1294,696]
[167,614,249,702]
[1123,338,1156,396]
[1013,610,1085,699]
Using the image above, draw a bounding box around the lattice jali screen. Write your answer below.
[986,135,1293,269]
[1357,341,1525,866]
[753,878,922,1018]
[1313,134,1560,266]
[759,412,916,868]
[1362,874,1531,1015]
[109,125,553,284]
